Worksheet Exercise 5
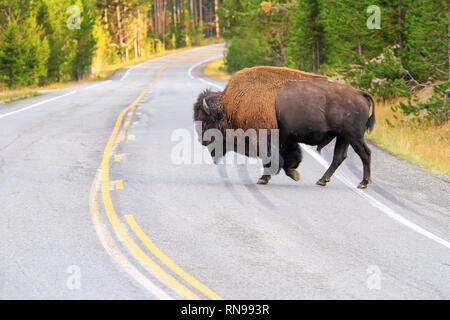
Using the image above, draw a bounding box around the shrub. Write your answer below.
[395,84,449,125]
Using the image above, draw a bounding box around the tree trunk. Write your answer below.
[194,0,198,27]
[312,41,320,73]
[358,36,362,58]
[104,7,108,25]
[214,0,220,38]
[162,0,167,43]
[116,4,123,47]
[448,0,450,80]
[173,1,177,26]
[159,0,163,35]
[134,25,138,59]
[148,8,154,33]
[398,0,403,49]
[137,9,142,57]
[199,0,203,25]
[153,0,158,35]
[190,0,195,27]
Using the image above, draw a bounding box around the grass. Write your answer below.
[0,87,40,103]
[204,59,232,81]
[203,59,449,176]
[367,99,449,175]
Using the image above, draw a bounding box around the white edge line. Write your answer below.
[120,67,136,81]
[0,90,77,120]
[190,57,450,250]
[86,80,111,89]
[188,56,223,83]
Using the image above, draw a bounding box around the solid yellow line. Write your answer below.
[125,214,224,300]
[100,90,201,300]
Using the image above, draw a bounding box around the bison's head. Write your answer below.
[193,89,226,144]
[193,89,227,162]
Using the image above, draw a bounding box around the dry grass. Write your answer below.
[0,87,39,103]
[204,59,232,81]
[367,98,449,175]
[203,60,449,175]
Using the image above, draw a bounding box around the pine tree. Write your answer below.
[39,0,77,83]
[71,0,97,80]
[287,0,323,73]
[401,0,449,82]
[221,0,294,72]
[0,2,49,87]
[320,0,382,67]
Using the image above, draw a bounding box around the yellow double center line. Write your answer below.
[94,53,223,300]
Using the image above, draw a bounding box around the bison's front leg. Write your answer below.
[285,169,300,182]
[257,153,285,185]
[257,175,272,185]
[282,143,302,182]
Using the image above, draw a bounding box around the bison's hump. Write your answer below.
[223,66,326,132]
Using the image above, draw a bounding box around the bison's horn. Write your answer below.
[202,98,211,115]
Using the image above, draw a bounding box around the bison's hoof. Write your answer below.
[357,183,368,189]
[257,175,271,185]
[357,179,370,189]
[316,179,327,186]
[286,169,300,182]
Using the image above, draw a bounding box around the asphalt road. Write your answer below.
[0,43,449,299]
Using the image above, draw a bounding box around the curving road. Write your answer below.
[0,43,449,299]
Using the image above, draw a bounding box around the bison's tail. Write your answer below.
[361,91,375,132]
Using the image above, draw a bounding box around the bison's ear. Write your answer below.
[202,98,211,115]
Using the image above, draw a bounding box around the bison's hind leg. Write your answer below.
[349,138,372,189]
[316,136,349,187]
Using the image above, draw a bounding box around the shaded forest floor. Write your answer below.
[204,59,449,176]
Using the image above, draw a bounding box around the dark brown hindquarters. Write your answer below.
[274,80,374,188]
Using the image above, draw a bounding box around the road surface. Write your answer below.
[0,43,449,299]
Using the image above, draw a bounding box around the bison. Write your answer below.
[193,66,375,189]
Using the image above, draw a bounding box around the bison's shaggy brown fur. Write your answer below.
[223,66,326,132]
